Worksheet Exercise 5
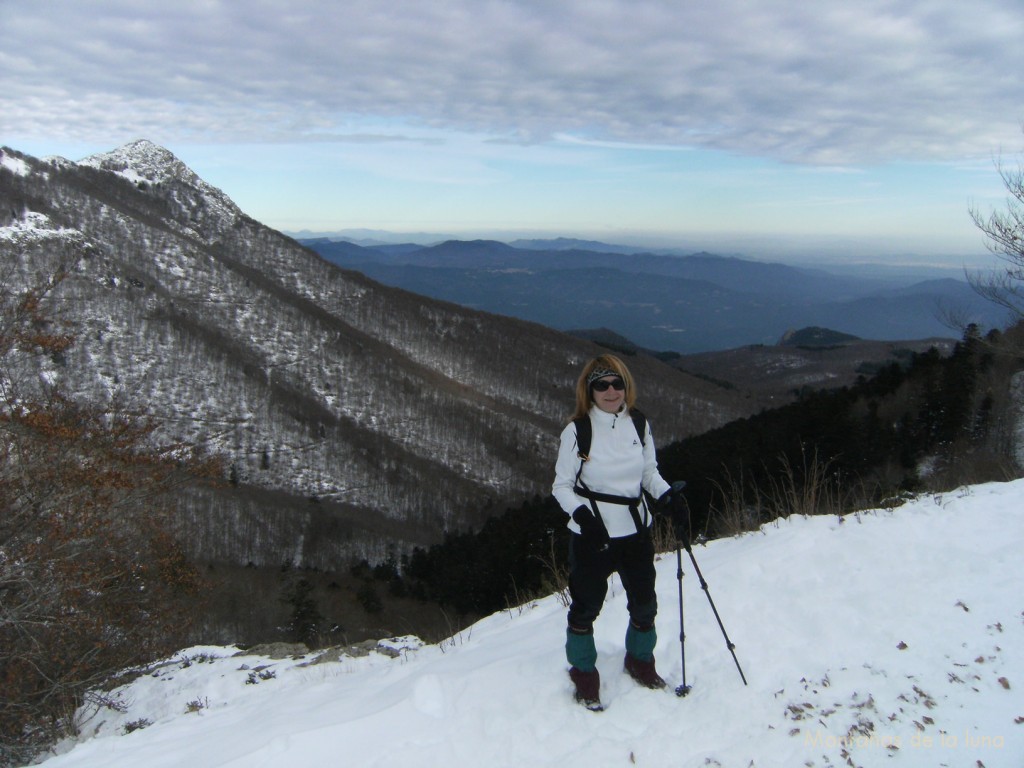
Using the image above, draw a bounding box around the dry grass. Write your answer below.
[705,447,889,540]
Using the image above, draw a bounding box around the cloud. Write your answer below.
[2,0,1023,165]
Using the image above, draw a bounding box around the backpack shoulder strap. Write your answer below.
[630,408,647,447]
[572,415,592,461]
[630,408,656,515]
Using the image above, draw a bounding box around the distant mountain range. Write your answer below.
[301,237,1005,354]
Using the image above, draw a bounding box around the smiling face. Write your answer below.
[571,355,637,422]
[591,375,626,413]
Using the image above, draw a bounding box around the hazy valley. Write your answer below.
[301,235,1005,354]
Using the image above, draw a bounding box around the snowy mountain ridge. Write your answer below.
[0,142,748,569]
[36,479,1023,768]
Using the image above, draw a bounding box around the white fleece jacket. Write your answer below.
[552,405,672,539]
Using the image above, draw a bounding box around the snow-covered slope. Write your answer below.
[37,480,1023,768]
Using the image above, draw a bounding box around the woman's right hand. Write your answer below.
[572,505,610,550]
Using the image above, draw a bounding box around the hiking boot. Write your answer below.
[569,666,602,709]
[624,653,667,689]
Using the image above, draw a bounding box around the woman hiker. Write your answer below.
[552,354,688,709]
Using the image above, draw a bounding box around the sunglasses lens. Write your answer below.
[592,378,624,391]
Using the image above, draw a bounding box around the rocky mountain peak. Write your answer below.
[79,139,242,225]
[81,139,187,183]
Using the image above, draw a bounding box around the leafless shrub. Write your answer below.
[763,446,848,519]
[536,531,571,608]
[706,465,768,538]
[0,272,214,764]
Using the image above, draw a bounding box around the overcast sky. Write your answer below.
[3,0,1023,264]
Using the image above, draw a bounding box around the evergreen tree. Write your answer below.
[280,573,324,646]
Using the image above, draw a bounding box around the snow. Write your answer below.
[1,150,30,177]
[0,211,80,247]
[34,480,1023,768]
[78,140,181,185]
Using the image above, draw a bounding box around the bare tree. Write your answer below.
[968,148,1024,324]
[0,272,213,764]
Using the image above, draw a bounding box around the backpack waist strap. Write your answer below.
[574,485,642,506]
[574,485,648,532]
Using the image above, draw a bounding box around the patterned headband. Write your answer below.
[586,367,621,386]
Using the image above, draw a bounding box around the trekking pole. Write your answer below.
[684,541,747,686]
[667,481,693,697]
[674,544,691,697]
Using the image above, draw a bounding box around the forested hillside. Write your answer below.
[0,141,747,570]
[390,326,1023,619]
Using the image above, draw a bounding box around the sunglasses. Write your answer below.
[591,377,625,392]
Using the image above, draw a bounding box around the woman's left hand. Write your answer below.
[656,482,689,539]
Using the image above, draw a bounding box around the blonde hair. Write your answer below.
[568,354,637,421]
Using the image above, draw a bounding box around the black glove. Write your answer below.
[572,505,610,550]
[656,481,689,541]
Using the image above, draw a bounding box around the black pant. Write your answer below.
[567,531,657,633]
